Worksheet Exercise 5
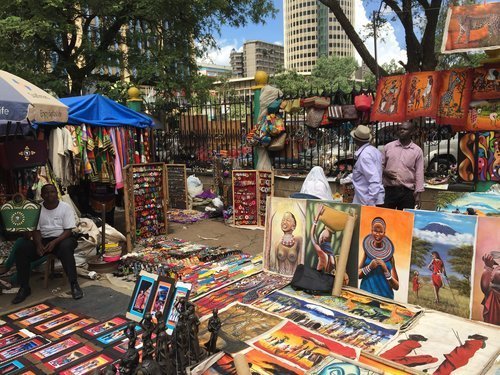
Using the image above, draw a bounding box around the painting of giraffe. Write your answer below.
[436,69,473,126]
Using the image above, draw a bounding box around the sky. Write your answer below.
[200,0,407,67]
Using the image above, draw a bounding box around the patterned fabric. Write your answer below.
[405,71,440,120]
[471,67,500,101]
[436,68,473,126]
[370,75,406,123]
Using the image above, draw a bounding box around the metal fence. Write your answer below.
[153,94,458,176]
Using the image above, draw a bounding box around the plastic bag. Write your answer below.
[187,175,203,198]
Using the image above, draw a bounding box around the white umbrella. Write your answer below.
[0,70,68,123]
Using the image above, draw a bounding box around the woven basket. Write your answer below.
[0,194,41,232]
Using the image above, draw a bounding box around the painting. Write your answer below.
[0,336,50,361]
[0,324,14,337]
[0,330,35,348]
[165,281,192,335]
[193,272,291,317]
[477,131,500,181]
[30,337,83,361]
[149,277,175,323]
[442,2,500,53]
[0,359,26,375]
[7,304,51,321]
[263,197,307,276]
[126,271,157,322]
[42,345,96,372]
[48,318,95,339]
[467,102,500,131]
[96,324,140,346]
[308,354,383,375]
[199,348,305,375]
[82,316,128,338]
[33,313,79,333]
[471,216,500,325]
[436,69,473,127]
[198,303,283,353]
[59,353,115,375]
[18,309,63,327]
[405,71,440,120]
[471,67,500,101]
[304,201,360,287]
[249,321,359,370]
[280,286,418,328]
[370,75,407,123]
[252,290,397,353]
[435,191,500,215]
[357,206,414,303]
[377,311,500,374]
[407,209,476,318]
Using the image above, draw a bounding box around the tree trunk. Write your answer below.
[420,0,442,71]
[319,0,387,77]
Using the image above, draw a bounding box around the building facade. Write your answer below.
[230,41,284,78]
[198,64,232,77]
[284,0,355,72]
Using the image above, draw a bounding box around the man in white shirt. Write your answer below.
[12,184,83,304]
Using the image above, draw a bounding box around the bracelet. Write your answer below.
[362,266,371,275]
[384,271,391,279]
[313,221,318,225]
[386,275,392,281]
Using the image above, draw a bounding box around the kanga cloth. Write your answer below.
[471,67,500,101]
[436,68,473,127]
[370,75,406,123]
[405,71,440,120]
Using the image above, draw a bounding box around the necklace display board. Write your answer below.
[123,163,168,252]
[165,164,188,209]
[232,170,274,228]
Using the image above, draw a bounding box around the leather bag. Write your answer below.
[0,123,48,170]
[267,132,287,151]
[291,264,334,295]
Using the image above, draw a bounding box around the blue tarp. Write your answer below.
[53,94,153,128]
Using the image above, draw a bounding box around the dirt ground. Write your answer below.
[0,218,264,316]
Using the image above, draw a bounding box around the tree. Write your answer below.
[0,0,276,96]
[447,244,474,296]
[270,70,309,95]
[318,0,444,75]
[361,59,406,89]
[410,237,433,268]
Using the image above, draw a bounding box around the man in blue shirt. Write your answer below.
[351,125,384,206]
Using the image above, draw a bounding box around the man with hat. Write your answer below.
[350,125,384,206]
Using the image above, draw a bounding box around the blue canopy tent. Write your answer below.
[47,94,154,128]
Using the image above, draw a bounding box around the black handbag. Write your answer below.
[290,264,334,295]
[0,123,48,170]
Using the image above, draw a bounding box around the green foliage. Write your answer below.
[448,244,474,283]
[0,0,276,97]
[411,237,433,268]
[447,274,471,297]
[94,81,134,105]
[270,70,309,95]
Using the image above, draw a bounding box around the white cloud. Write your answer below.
[414,229,474,246]
[274,41,283,46]
[198,39,241,66]
[354,0,407,66]
[305,304,336,317]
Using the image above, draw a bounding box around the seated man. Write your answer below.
[12,184,83,304]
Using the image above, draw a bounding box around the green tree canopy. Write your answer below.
[0,0,276,97]
[447,244,474,296]
[411,237,433,269]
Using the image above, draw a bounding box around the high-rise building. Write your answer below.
[230,41,284,78]
[284,0,355,72]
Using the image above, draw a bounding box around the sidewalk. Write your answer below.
[0,218,264,315]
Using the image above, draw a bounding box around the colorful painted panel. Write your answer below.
[193,272,291,317]
[436,69,472,127]
[304,202,360,287]
[405,72,440,120]
[442,3,500,53]
[407,209,476,318]
[467,101,500,131]
[253,290,397,353]
[280,286,418,328]
[378,311,500,374]
[471,216,500,325]
[371,76,407,123]
[307,355,383,375]
[263,197,307,276]
[249,321,359,370]
[457,132,477,181]
[471,68,500,101]
[357,206,414,303]
[477,131,500,181]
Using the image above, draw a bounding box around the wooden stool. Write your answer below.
[43,254,66,289]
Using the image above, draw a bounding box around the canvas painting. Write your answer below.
[0,324,14,337]
[0,329,35,348]
[31,337,83,361]
[471,216,500,325]
[442,2,500,53]
[435,191,500,215]
[304,201,360,287]
[18,309,63,327]
[42,345,96,372]
[307,354,383,375]
[263,197,307,276]
[48,318,95,339]
[149,277,175,323]
[253,290,397,353]
[83,316,128,338]
[405,71,440,120]
[165,281,192,335]
[7,304,51,321]
[467,103,500,132]
[407,209,477,318]
[370,75,407,123]
[126,271,158,322]
[96,324,140,346]
[471,67,500,101]
[59,353,114,375]
[249,321,359,370]
[34,313,79,333]
[0,359,26,374]
[0,336,50,361]
[436,68,472,127]
[357,206,414,303]
[280,286,418,328]
[198,303,283,353]
[193,272,291,317]
[377,311,500,374]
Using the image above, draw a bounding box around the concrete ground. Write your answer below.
[0,218,264,316]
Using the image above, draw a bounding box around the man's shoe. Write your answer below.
[70,282,83,300]
[12,287,31,304]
